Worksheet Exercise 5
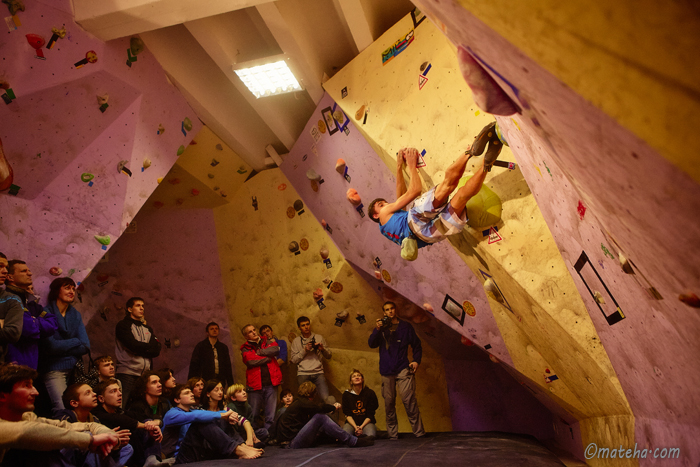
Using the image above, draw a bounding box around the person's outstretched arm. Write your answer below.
[380,148,422,223]
[396,152,408,199]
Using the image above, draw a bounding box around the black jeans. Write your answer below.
[174,420,245,464]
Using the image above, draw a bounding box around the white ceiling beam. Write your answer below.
[184,18,299,150]
[256,3,325,104]
[73,0,273,41]
[334,0,374,53]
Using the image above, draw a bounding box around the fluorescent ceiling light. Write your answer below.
[234,60,302,98]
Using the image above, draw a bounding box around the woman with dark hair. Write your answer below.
[40,277,90,410]
[157,367,176,403]
[202,379,224,412]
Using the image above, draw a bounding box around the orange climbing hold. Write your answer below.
[346,188,361,206]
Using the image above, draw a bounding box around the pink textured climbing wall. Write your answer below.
[0,0,201,298]
[76,197,231,383]
[411,1,700,464]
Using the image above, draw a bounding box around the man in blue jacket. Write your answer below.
[368,301,425,440]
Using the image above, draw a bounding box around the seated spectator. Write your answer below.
[4,259,57,369]
[94,356,120,389]
[201,380,224,412]
[40,277,90,411]
[342,369,379,440]
[277,389,294,419]
[0,363,120,466]
[156,368,176,405]
[225,384,268,447]
[0,253,24,363]
[93,379,166,467]
[276,381,374,449]
[54,383,133,466]
[125,371,169,428]
[185,377,204,409]
[161,384,262,462]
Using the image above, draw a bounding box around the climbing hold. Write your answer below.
[158,124,165,135]
[335,159,346,174]
[593,291,605,304]
[278,184,287,191]
[74,50,98,68]
[374,271,382,280]
[183,117,193,131]
[143,158,151,169]
[456,47,519,116]
[175,198,184,205]
[293,200,304,214]
[577,200,586,220]
[336,309,349,320]
[191,188,200,196]
[333,110,344,124]
[153,201,164,209]
[208,173,214,179]
[306,169,322,182]
[318,120,326,133]
[423,303,434,315]
[210,158,219,166]
[299,238,309,251]
[319,247,329,260]
[47,26,66,50]
[381,269,392,283]
[355,105,366,121]
[678,293,700,308]
[80,173,94,183]
[330,282,343,293]
[49,267,62,276]
[288,241,299,253]
[215,144,223,151]
[4,0,24,15]
[346,188,361,206]
[619,253,634,274]
[26,34,46,59]
[484,279,504,303]
[489,355,499,363]
[177,145,185,156]
[220,190,227,198]
[94,235,111,246]
[460,336,474,346]
[286,207,295,219]
[462,301,476,317]
[420,61,429,72]
[310,180,319,192]
[117,160,132,176]
[356,314,366,324]
[96,94,109,105]
[313,288,324,301]
[129,37,145,55]
[157,178,163,184]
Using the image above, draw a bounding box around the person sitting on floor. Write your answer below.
[225,384,268,447]
[93,379,167,466]
[342,369,379,440]
[125,371,169,430]
[54,383,132,466]
[161,384,262,463]
[276,381,374,449]
[185,378,204,410]
[0,364,121,466]
[276,388,293,419]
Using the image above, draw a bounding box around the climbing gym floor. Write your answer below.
[187,432,572,466]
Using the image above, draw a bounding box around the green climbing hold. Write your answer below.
[81,173,94,182]
[183,117,193,131]
[94,235,111,246]
[177,145,185,156]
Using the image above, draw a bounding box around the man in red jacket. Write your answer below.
[240,324,281,431]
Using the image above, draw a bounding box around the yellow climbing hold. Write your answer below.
[511,118,520,130]
[475,110,480,116]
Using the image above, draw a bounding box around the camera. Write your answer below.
[310,336,321,351]
[379,315,393,330]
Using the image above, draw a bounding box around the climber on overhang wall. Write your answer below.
[368,124,503,261]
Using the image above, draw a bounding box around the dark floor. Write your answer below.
[188,432,566,466]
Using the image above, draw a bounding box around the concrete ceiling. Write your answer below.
[73,0,417,171]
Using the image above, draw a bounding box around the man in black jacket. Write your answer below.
[187,322,233,388]
[115,297,161,408]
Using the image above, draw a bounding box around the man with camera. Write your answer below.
[290,317,332,403]
[368,301,425,440]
